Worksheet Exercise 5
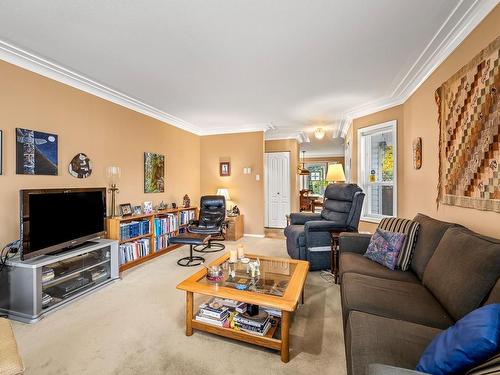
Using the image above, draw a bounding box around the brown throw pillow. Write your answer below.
[423,226,500,321]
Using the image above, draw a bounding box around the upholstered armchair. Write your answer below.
[188,195,227,252]
[284,183,365,271]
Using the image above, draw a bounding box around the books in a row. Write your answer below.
[194,298,276,337]
[120,220,150,241]
[119,238,150,264]
[154,233,174,251]
[154,215,178,236]
[180,209,196,225]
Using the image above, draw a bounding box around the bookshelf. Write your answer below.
[107,206,198,272]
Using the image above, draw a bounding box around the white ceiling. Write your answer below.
[0,0,496,154]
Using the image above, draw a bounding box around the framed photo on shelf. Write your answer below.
[119,203,133,216]
[133,205,142,215]
[220,161,230,176]
[143,201,153,214]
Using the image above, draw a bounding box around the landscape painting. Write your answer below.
[144,152,165,193]
[16,128,58,175]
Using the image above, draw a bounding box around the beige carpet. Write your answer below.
[12,237,346,375]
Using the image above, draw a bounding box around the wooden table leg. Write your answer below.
[281,310,290,363]
[186,291,193,336]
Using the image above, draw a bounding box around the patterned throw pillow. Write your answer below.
[378,217,420,271]
[364,228,407,270]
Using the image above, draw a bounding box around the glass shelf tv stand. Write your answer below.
[0,239,119,323]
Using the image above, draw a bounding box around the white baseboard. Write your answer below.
[243,234,265,238]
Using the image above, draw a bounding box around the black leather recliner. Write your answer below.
[188,195,227,252]
[284,183,365,270]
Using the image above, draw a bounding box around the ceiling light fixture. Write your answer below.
[314,127,325,140]
[298,151,310,175]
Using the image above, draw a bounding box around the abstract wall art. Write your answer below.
[413,137,422,170]
[16,128,58,175]
[435,36,499,212]
[144,152,165,193]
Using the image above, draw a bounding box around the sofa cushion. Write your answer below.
[340,252,419,283]
[378,217,420,271]
[341,273,454,329]
[284,224,306,260]
[364,229,406,270]
[423,227,500,321]
[410,214,457,280]
[485,279,500,305]
[346,311,441,375]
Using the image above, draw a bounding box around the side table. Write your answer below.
[329,231,341,284]
[226,214,244,241]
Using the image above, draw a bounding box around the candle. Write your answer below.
[237,244,245,259]
[229,249,237,263]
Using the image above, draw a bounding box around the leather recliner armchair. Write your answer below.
[284,183,365,271]
[188,195,227,252]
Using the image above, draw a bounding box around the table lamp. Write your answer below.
[106,166,121,217]
[326,164,346,183]
[216,188,234,213]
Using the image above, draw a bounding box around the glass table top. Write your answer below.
[198,257,296,297]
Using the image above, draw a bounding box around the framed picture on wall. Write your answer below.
[220,161,230,176]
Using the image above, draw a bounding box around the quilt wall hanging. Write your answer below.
[435,36,500,213]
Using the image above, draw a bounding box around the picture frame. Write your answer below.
[119,203,133,216]
[143,201,153,214]
[220,161,231,176]
[133,205,142,215]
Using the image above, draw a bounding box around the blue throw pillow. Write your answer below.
[416,304,500,375]
[364,228,406,270]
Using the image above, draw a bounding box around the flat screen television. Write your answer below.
[20,188,107,260]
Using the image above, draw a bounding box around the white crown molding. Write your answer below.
[0,39,203,135]
[198,123,268,136]
[340,0,498,135]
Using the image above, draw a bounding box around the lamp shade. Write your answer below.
[326,164,346,183]
[216,188,231,200]
[106,166,121,185]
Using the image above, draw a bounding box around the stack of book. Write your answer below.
[120,220,150,240]
[233,311,272,336]
[180,210,196,225]
[118,238,150,264]
[195,300,230,327]
[154,233,173,251]
[154,214,178,236]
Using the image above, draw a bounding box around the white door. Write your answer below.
[265,152,291,228]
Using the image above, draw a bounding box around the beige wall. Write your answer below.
[265,139,300,213]
[0,60,201,246]
[201,132,265,235]
[350,6,500,237]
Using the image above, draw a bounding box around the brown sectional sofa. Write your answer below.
[339,213,500,375]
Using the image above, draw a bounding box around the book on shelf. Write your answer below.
[233,314,270,329]
[199,302,230,320]
[154,233,174,251]
[194,313,227,327]
[180,209,196,225]
[118,238,150,265]
[119,220,150,241]
[154,214,178,236]
[238,320,272,336]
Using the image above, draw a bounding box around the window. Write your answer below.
[358,120,397,222]
[304,162,328,195]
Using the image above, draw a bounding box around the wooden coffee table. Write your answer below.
[176,253,309,362]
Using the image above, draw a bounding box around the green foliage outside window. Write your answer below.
[382,145,394,181]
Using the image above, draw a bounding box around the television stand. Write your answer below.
[0,239,119,323]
